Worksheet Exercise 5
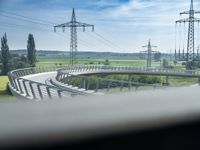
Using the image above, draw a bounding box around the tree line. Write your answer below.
[0,33,36,75]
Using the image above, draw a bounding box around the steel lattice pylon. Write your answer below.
[140,40,158,68]
[54,8,94,65]
[176,0,200,62]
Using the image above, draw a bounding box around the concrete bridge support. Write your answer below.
[95,79,100,92]
[166,76,169,86]
[107,81,111,93]
[128,75,132,91]
[81,77,87,89]
[86,80,90,90]
[120,83,124,92]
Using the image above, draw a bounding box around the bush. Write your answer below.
[182,62,186,66]
[104,59,110,66]
[0,64,2,75]
[89,61,94,65]
[186,61,198,70]
[162,59,169,68]
[62,74,161,90]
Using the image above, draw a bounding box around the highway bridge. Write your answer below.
[8,65,200,101]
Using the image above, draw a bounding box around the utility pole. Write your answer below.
[176,0,200,62]
[141,40,158,68]
[54,8,94,65]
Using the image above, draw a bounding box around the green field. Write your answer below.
[0,76,9,94]
[36,56,198,86]
[37,56,163,67]
[0,76,15,101]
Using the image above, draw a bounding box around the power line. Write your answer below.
[87,32,117,50]
[0,13,51,26]
[95,27,129,49]
[0,9,127,52]
[0,10,56,25]
[94,32,123,50]
[0,10,98,51]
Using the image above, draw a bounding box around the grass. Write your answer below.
[0,76,15,101]
[169,77,198,86]
[0,76,9,94]
[35,56,200,87]
[37,56,161,68]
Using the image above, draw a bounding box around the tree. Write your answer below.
[27,34,36,67]
[154,52,161,61]
[14,55,29,69]
[173,60,178,66]
[20,55,27,63]
[162,59,169,68]
[1,33,10,75]
[104,59,110,66]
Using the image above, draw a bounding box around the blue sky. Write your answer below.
[0,0,200,53]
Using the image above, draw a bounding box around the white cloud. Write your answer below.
[1,0,200,52]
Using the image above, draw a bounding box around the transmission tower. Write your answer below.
[176,0,200,62]
[140,40,158,68]
[54,8,94,65]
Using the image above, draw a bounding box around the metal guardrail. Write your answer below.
[57,66,200,78]
[8,66,82,100]
[56,74,164,93]
[56,66,200,93]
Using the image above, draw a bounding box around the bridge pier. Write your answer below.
[86,79,90,90]
[128,75,132,91]
[107,81,111,92]
[120,82,124,92]
[81,77,87,89]
[95,79,100,92]
[165,76,169,86]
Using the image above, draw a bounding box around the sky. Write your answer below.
[0,0,200,53]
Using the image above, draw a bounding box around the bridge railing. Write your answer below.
[56,66,170,93]
[57,65,200,77]
[55,65,200,93]
[8,65,200,100]
[8,66,77,101]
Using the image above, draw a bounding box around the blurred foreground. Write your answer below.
[1,87,200,150]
